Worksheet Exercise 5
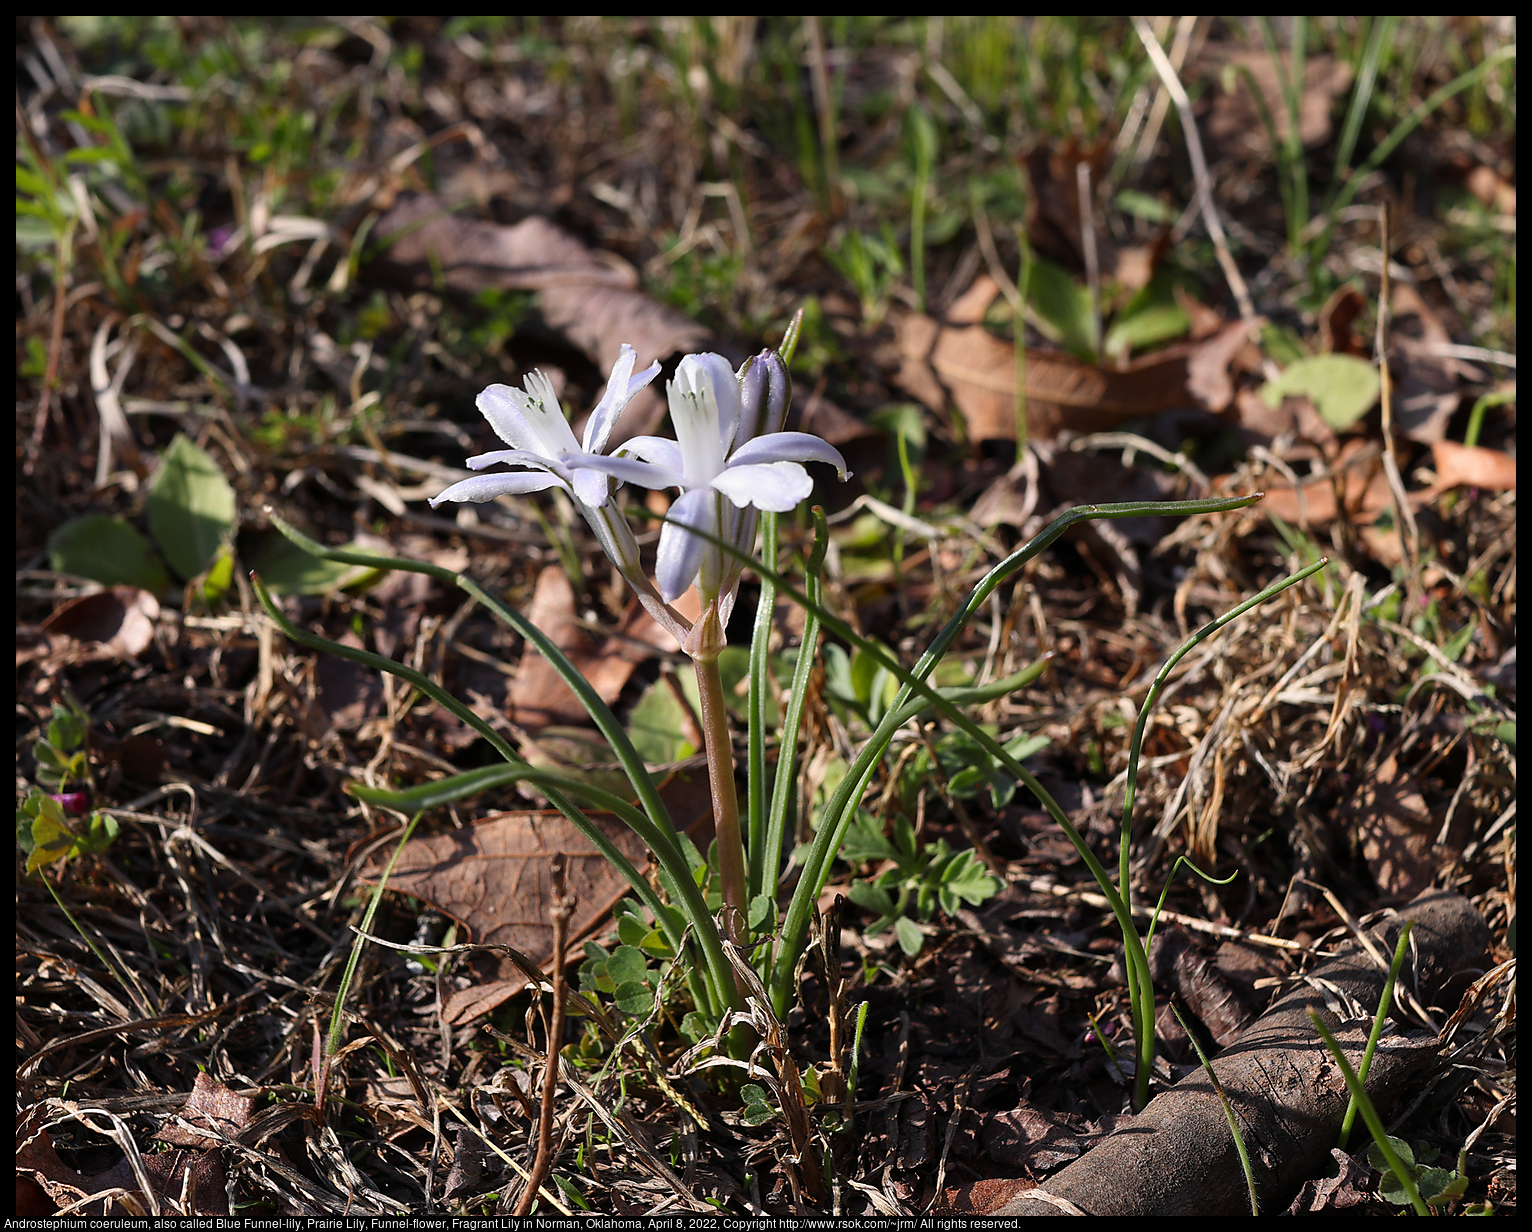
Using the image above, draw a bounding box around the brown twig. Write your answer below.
[1374,202,1424,609]
[513,854,574,1216]
[1131,16,1257,324]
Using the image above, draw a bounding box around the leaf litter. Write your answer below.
[17,17,1515,1218]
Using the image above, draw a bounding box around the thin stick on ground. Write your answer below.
[1132,15,1257,323]
[514,854,574,1217]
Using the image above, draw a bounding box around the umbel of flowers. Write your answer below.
[431,346,849,950]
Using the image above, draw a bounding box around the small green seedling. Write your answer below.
[839,808,1003,956]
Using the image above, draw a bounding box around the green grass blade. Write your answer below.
[1338,920,1415,1152]
[1310,1011,1430,1216]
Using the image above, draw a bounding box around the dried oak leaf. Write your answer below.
[155,1071,255,1150]
[1428,438,1516,495]
[39,586,160,660]
[1353,753,1447,902]
[18,1123,230,1216]
[363,767,714,1024]
[510,564,679,732]
[373,192,711,444]
[890,275,1259,443]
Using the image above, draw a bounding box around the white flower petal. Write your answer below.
[573,468,613,508]
[429,471,565,507]
[613,435,685,474]
[668,359,728,485]
[728,431,849,476]
[579,452,685,491]
[686,352,743,450]
[467,447,572,472]
[521,371,583,456]
[475,384,543,452]
[710,460,813,512]
[583,344,661,454]
[656,488,717,601]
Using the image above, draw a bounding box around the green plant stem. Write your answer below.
[1338,920,1414,1152]
[1310,1011,1430,1216]
[712,497,1316,1110]
[762,516,830,917]
[1120,557,1331,914]
[746,513,778,902]
[329,809,424,1057]
[1171,1000,1259,1215]
[251,528,739,1020]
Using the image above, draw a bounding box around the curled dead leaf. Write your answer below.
[374,192,712,444]
[40,587,160,659]
[1429,438,1516,493]
[891,280,1259,442]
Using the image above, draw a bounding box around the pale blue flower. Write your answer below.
[428,343,660,511]
[587,351,848,603]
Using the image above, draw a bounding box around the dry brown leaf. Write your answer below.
[1185,318,1266,413]
[374,192,712,444]
[891,286,1258,442]
[1245,443,1408,528]
[1231,387,1337,451]
[1318,285,1371,358]
[1464,162,1517,215]
[305,628,382,737]
[18,1121,230,1216]
[39,587,159,659]
[1019,139,1114,270]
[365,768,713,1023]
[1429,438,1517,493]
[155,1071,255,1150]
[1353,754,1444,901]
[1390,283,1469,444]
[1199,50,1354,158]
[510,564,679,732]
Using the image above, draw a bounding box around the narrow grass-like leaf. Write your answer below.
[1310,1011,1430,1216]
[1170,1000,1259,1215]
[1337,920,1415,1152]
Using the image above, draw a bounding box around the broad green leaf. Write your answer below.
[894,915,925,956]
[48,515,170,593]
[846,880,895,919]
[606,944,649,987]
[748,893,776,933]
[626,677,697,765]
[195,541,237,608]
[638,927,674,959]
[1026,256,1098,361]
[1103,300,1190,363]
[147,434,236,581]
[249,528,377,596]
[613,979,654,1018]
[1259,353,1380,430]
[27,796,76,874]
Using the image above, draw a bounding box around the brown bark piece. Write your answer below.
[962,890,1490,1216]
